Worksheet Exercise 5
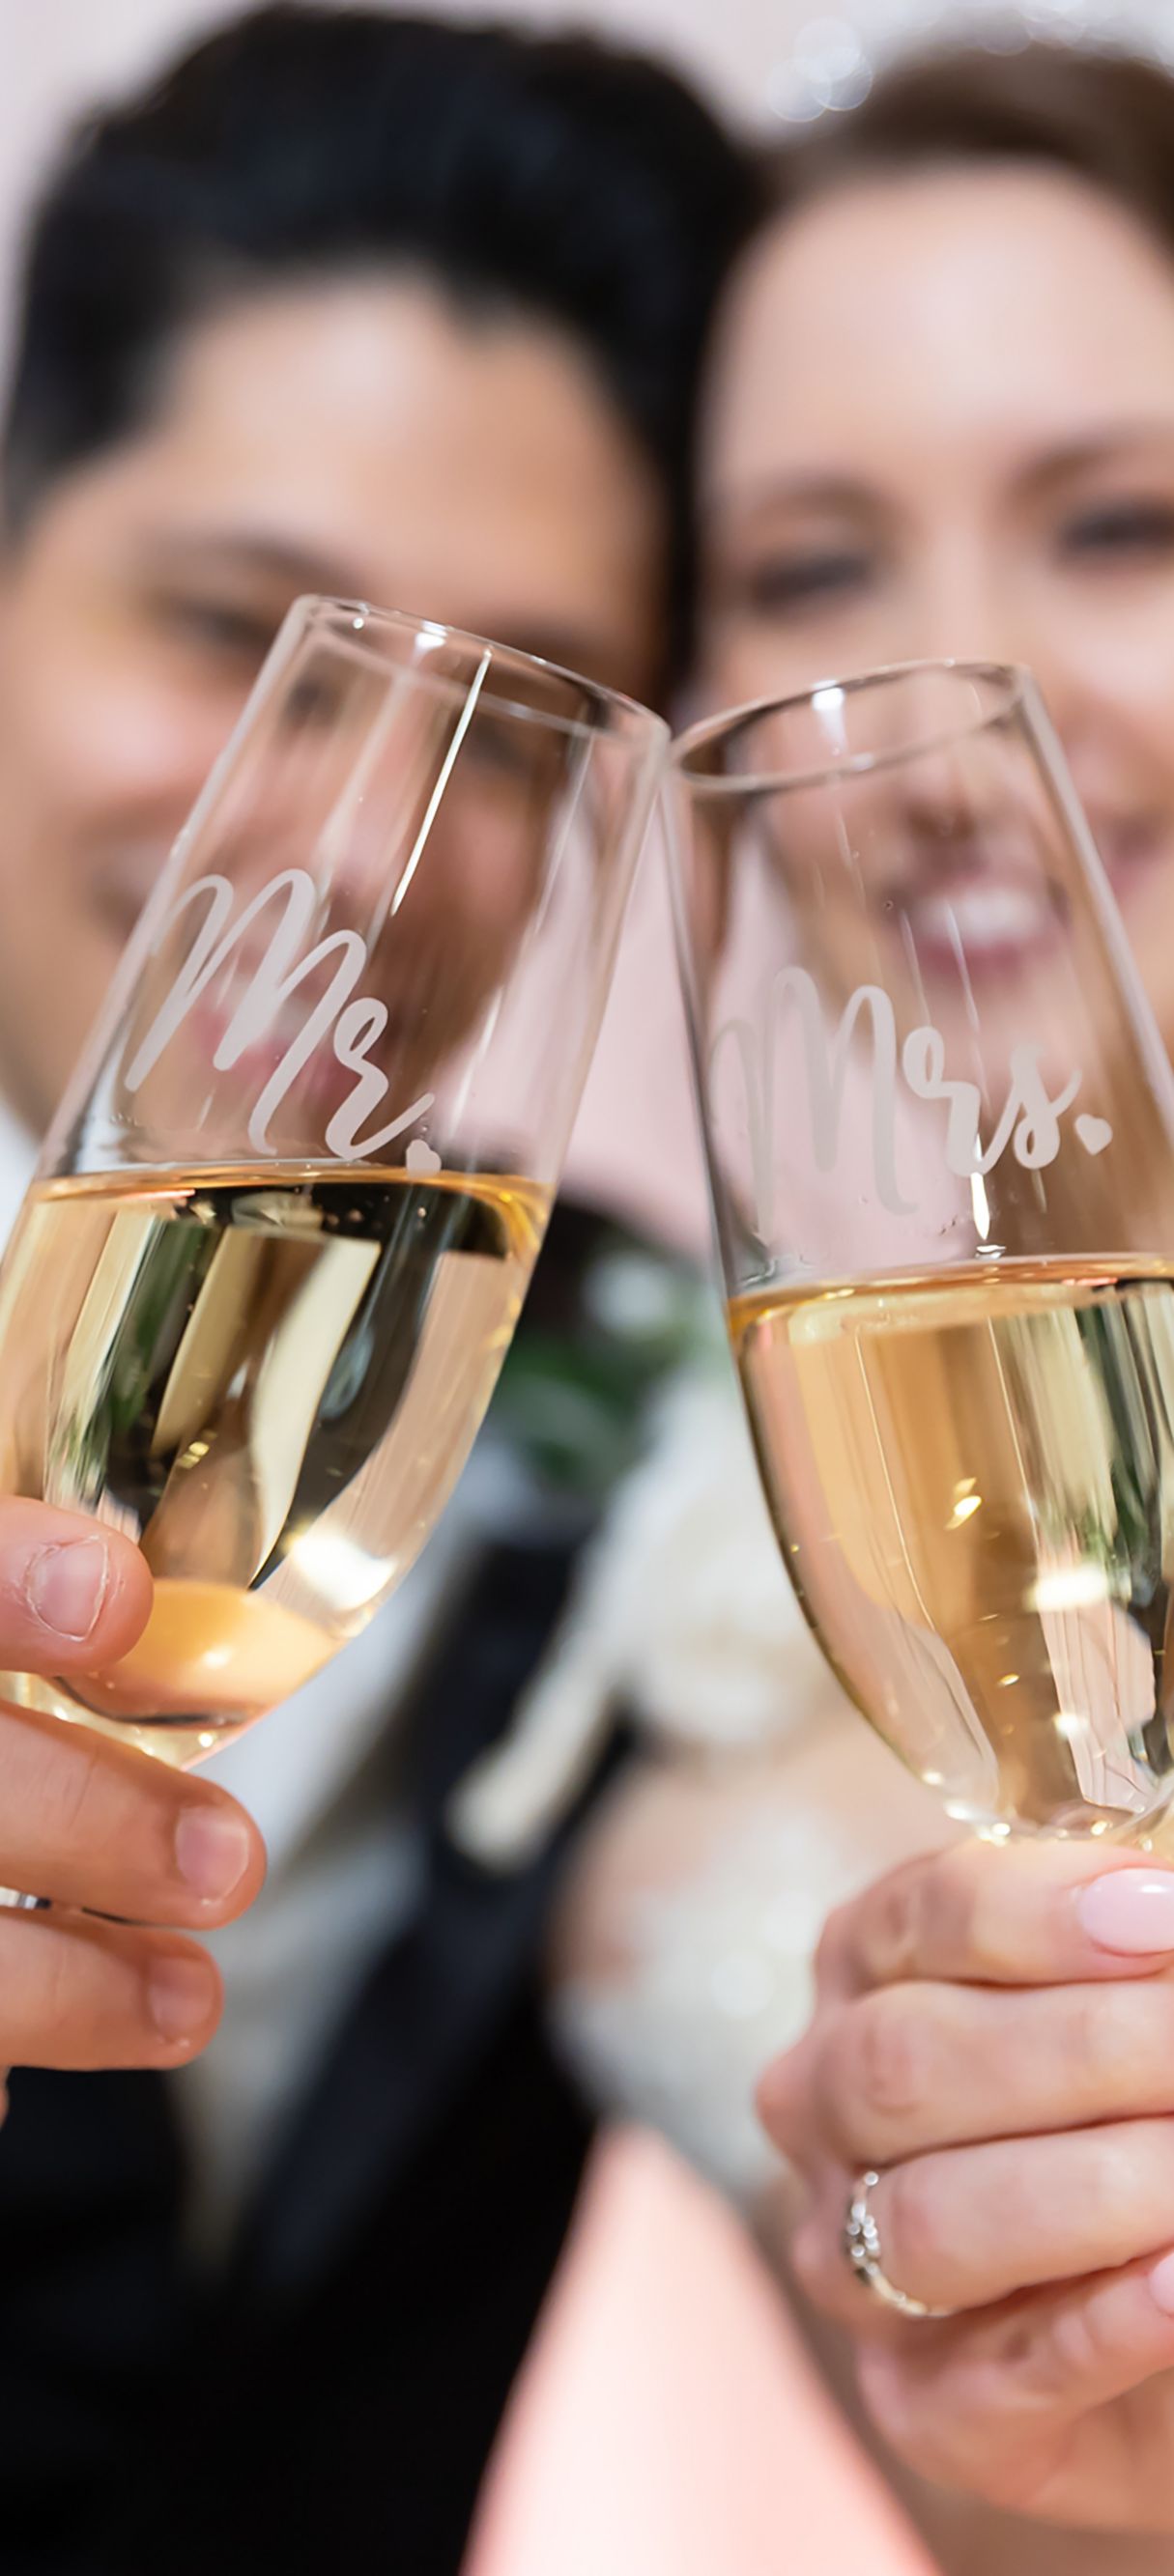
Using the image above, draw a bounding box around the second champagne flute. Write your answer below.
[0,596,666,1763]
[670,659,1174,1842]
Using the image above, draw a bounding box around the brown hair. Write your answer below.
[770,41,1174,254]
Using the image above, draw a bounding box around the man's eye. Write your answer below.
[466,713,556,790]
[284,669,348,726]
[730,551,873,615]
[1060,501,1174,561]
[151,596,280,660]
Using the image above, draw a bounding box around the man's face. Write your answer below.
[0,273,666,1130]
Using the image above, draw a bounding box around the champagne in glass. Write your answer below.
[671,663,1174,1838]
[0,599,665,1762]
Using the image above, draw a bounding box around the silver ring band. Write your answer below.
[844,2169,956,2321]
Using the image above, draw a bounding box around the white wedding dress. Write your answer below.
[448,1354,951,2205]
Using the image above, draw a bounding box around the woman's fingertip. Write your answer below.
[1148,2250,1174,2317]
[1075,1871,1174,1958]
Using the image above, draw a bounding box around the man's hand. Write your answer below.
[758,1837,1174,2532]
[0,1499,265,2110]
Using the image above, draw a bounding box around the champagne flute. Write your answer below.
[0,596,665,1766]
[669,660,1174,1841]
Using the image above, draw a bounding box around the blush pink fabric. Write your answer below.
[463,2127,939,2576]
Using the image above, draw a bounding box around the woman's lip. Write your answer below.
[896,875,1062,981]
[906,879,1054,960]
[888,817,1167,982]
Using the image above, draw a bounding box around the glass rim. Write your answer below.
[670,658,1029,795]
[296,594,669,750]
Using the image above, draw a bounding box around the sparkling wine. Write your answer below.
[730,1258,1174,1832]
[0,1164,548,1763]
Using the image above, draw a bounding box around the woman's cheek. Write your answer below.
[1120,868,1174,1059]
[1061,585,1174,737]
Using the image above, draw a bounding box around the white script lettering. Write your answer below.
[710,969,917,1230]
[901,1027,1080,1175]
[124,868,434,1156]
[711,968,1099,1234]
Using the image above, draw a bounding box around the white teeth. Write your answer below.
[907,883,1049,956]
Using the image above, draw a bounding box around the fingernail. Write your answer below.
[175,1804,252,1905]
[1076,1871,1174,1955]
[148,1953,216,2045]
[24,1538,111,1642]
[1149,2250,1174,2315]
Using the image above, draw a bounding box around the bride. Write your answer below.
[459,29,1174,2569]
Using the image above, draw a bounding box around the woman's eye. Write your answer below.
[730,550,873,615]
[1060,500,1174,561]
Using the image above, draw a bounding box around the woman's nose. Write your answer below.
[912,553,1083,733]
[909,546,1020,674]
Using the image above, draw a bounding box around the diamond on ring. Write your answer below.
[843,2169,956,2321]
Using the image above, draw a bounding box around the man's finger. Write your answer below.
[0,1500,152,1672]
[0,1905,222,2070]
[0,1702,265,1925]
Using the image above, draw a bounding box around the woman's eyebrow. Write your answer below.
[1014,423,1174,499]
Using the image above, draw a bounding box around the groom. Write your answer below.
[0,11,753,2570]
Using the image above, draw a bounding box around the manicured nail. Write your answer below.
[1149,2250,1174,2315]
[148,1953,216,2045]
[175,1804,252,1905]
[1076,1872,1174,1955]
[24,1538,110,1642]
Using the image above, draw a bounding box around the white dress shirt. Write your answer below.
[181,1502,482,2254]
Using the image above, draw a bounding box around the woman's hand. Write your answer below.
[759,1836,1174,2534]
[0,1499,265,2111]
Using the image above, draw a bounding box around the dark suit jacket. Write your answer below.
[0,1206,635,2575]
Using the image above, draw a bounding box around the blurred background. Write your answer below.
[9,0,1174,377]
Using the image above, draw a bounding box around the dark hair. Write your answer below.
[769,40,1174,251]
[3,2,756,640]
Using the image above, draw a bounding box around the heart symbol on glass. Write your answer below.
[406,1135,443,1175]
[1074,1114,1113,1156]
